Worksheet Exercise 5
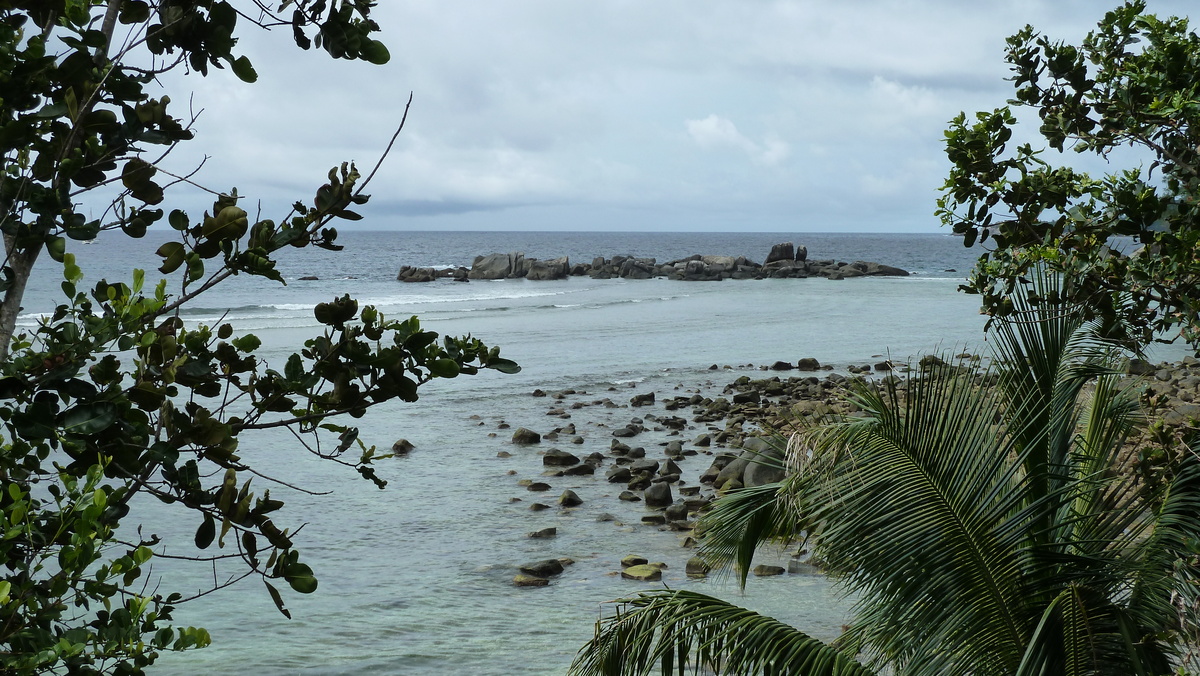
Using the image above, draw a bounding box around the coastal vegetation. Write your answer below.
[0,2,516,673]
[938,0,1200,351]
[572,272,1200,675]
[574,2,1200,674]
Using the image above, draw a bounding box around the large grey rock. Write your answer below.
[526,256,570,280]
[1164,404,1200,426]
[606,466,632,483]
[714,458,749,489]
[469,252,526,279]
[621,564,663,581]
[700,255,740,271]
[644,482,673,508]
[1126,358,1156,376]
[619,258,657,279]
[629,458,660,475]
[542,448,580,466]
[857,261,910,277]
[630,392,655,407]
[765,242,794,265]
[742,438,787,487]
[512,427,541,445]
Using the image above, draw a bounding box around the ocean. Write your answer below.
[15,231,1152,674]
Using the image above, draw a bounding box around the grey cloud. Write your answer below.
[128,0,1196,234]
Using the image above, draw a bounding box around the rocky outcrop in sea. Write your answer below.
[493,353,1200,587]
[395,242,910,282]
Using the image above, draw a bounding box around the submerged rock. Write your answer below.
[512,427,542,445]
[621,564,664,581]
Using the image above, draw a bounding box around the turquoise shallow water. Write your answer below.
[17,231,1132,674]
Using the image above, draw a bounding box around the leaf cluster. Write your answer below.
[0,2,519,673]
[937,0,1200,350]
[573,273,1200,675]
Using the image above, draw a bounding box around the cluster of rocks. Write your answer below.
[396,265,468,283]
[499,354,1200,588]
[1123,356,1200,467]
[513,557,574,587]
[396,243,909,283]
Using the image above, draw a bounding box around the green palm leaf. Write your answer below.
[569,589,874,676]
[797,363,1032,675]
[574,266,1200,675]
[694,480,800,589]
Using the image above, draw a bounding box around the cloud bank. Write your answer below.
[144,0,1195,232]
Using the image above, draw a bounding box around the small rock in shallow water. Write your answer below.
[519,559,564,577]
[513,574,549,587]
[542,448,580,466]
[644,482,673,508]
[621,564,663,581]
[511,427,541,444]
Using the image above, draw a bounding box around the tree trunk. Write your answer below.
[0,240,41,361]
[0,0,121,361]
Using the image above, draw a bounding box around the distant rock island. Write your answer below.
[396,242,909,283]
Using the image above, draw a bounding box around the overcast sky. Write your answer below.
[158,0,1195,233]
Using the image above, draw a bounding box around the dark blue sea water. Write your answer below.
[12,231,1067,674]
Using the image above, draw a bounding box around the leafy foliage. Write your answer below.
[572,273,1200,675]
[0,2,519,673]
[937,1,1200,350]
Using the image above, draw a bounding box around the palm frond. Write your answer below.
[1016,584,1169,676]
[569,590,874,676]
[790,363,1036,675]
[695,480,799,589]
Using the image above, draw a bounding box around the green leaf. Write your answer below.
[487,358,521,374]
[0,376,29,398]
[168,209,189,230]
[231,56,258,83]
[264,581,291,619]
[428,359,460,378]
[156,241,186,274]
[58,403,118,435]
[45,236,66,263]
[195,513,216,550]
[232,334,261,352]
[118,0,150,24]
[36,103,68,119]
[285,562,318,594]
[359,39,390,65]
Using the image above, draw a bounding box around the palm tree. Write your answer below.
[570,278,1200,676]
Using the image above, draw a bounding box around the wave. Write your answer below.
[356,286,587,308]
[177,304,279,316]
